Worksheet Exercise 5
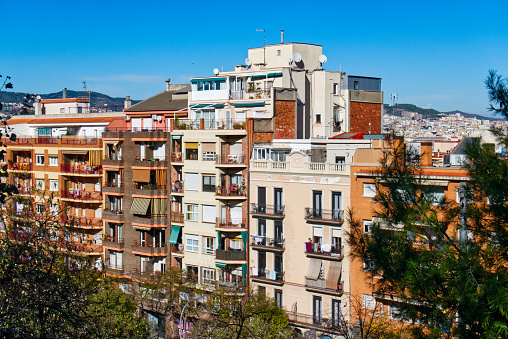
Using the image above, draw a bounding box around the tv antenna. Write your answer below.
[83,80,91,104]
[391,93,398,115]
[256,29,265,65]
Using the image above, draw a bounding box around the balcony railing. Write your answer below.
[250,160,349,174]
[252,267,285,282]
[8,163,32,171]
[61,215,103,228]
[102,236,125,249]
[104,264,124,275]
[215,217,246,229]
[306,278,344,294]
[286,311,332,328]
[216,154,246,165]
[134,155,167,162]
[215,249,246,261]
[103,154,123,161]
[171,181,184,193]
[305,244,343,259]
[131,214,167,225]
[230,89,270,100]
[69,242,102,254]
[61,164,102,175]
[251,237,285,250]
[171,152,183,163]
[171,243,184,255]
[251,204,285,217]
[174,119,247,131]
[132,241,168,255]
[215,186,247,197]
[35,136,58,144]
[60,137,99,145]
[60,190,102,201]
[304,208,344,223]
[133,183,167,190]
[171,212,184,224]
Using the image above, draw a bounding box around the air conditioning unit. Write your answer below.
[152,114,158,120]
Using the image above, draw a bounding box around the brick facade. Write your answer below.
[274,100,296,139]
[350,102,382,134]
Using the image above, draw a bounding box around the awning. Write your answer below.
[326,261,342,289]
[62,150,88,155]
[190,77,226,83]
[130,198,150,215]
[241,232,248,248]
[169,226,182,245]
[232,102,265,107]
[215,262,227,268]
[186,142,198,149]
[242,264,247,286]
[132,169,150,182]
[306,259,322,280]
[171,135,181,140]
[250,72,282,79]
[191,104,224,108]
[216,231,221,250]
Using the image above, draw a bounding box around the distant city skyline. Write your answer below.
[2,0,507,118]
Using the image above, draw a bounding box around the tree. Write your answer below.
[191,289,292,339]
[347,71,508,338]
[0,191,150,338]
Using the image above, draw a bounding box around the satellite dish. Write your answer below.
[287,56,292,64]
[245,58,252,66]
[293,52,302,63]
[319,54,327,64]
[157,115,162,122]
[213,68,219,75]
[124,115,131,122]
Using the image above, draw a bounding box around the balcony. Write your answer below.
[305,278,344,296]
[215,217,246,231]
[304,208,344,225]
[174,118,247,131]
[171,243,184,257]
[8,163,32,171]
[251,237,285,252]
[60,190,102,203]
[215,186,247,200]
[215,154,247,168]
[60,136,99,145]
[305,246,344,261]
[61,215,103,229]
[17,186,33,195]
[251,267,285,285]
[286,311,335,331]
[251,204,285,218]
[102,236,125,250]
[104,264,124,276]
[170,212,184,224]
[35,136,59,144]
[69,242,102,255]
[171,152,183,164]
[250,160,349,174]
[131,214,167,226]
[102,209,124,222]
[133,157,168,168]
[61,164,102,175]
[131,241,168,256]
[102,155,123,167]
[215,249,246,261]
[132,183,168,196]
[102,182,124,194]
[170,181,184,195]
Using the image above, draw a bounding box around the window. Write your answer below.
[363,220,372,233]
[333,83,339,95]
[363,183,376,197]
[60,108,65,113]
[36,154,44,165]
[36,179,45,190]
[185,234,199,252]
[332,299,341,327]
[50,204,59,216]
[202,205,216,223]
[202,151,216,161]
[354,80,359,90]
[202,267,216,285]
[427,186,445,205]
[202,142,216,160]
[185,143,198,160]
[362,294,376,310]
[185,173,199,191]
[202,236,215,255]
[202,175,216,192]
[389,304,403,320]
[36,204,45,214]
[315,113,322,124]
[186,265,199,282]
[313,296,322,324]
[185,204,198,221]
[277,49,281,56]
[49,180,58,191]
[335,156,345,164]
[253,148,267,160]
[49,157,58,166]
[275,289,283,308]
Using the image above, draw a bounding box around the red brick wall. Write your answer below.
[274,100,296,139]
[253,133,273,143]
[350,102,382,134]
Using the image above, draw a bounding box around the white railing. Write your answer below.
[250,160,349,174]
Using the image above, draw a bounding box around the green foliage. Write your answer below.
[348,71,508,338]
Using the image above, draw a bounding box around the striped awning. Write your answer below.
[130,198,150,215]
[169,226,182,245]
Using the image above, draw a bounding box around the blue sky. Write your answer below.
[2,0,507,117]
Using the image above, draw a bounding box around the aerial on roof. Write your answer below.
[125,88,190,113]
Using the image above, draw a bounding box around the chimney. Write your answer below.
[124,96,132,109]
[165,78,171,92]
[34,96,42,115]
[420,142,433,167]
[63,88,67,99]
[281,30,284,44]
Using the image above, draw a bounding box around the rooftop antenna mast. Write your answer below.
[83,80,91,105]
[256,29,265,65]
[391,93,398,116]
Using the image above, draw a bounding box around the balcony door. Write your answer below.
[258,252,266,276]
[332,192,342,220]
[313,296,322,324]
[258,187,266,212]
[274,188,283,214]
[313,191,322,218]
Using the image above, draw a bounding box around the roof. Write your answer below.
[125,89,190,112]
[106,118,126,129]
[4,118,34,125]
[364,134,391,140]
[27,117,120,125]
[451,137,476,155]
[40,98,90,104]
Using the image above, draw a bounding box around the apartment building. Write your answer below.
[349,140,469,323]
[101,85,189,277]
[247,134,389,336]
[2,96,124,264]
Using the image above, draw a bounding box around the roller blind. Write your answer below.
[306,259,322,280]
[202,142,215,152]
[185,173,198,191]
[202,205,216,223]
[133,169,150,182]
[326,261,342,289]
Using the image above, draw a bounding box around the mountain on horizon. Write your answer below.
[383,104,501,122]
